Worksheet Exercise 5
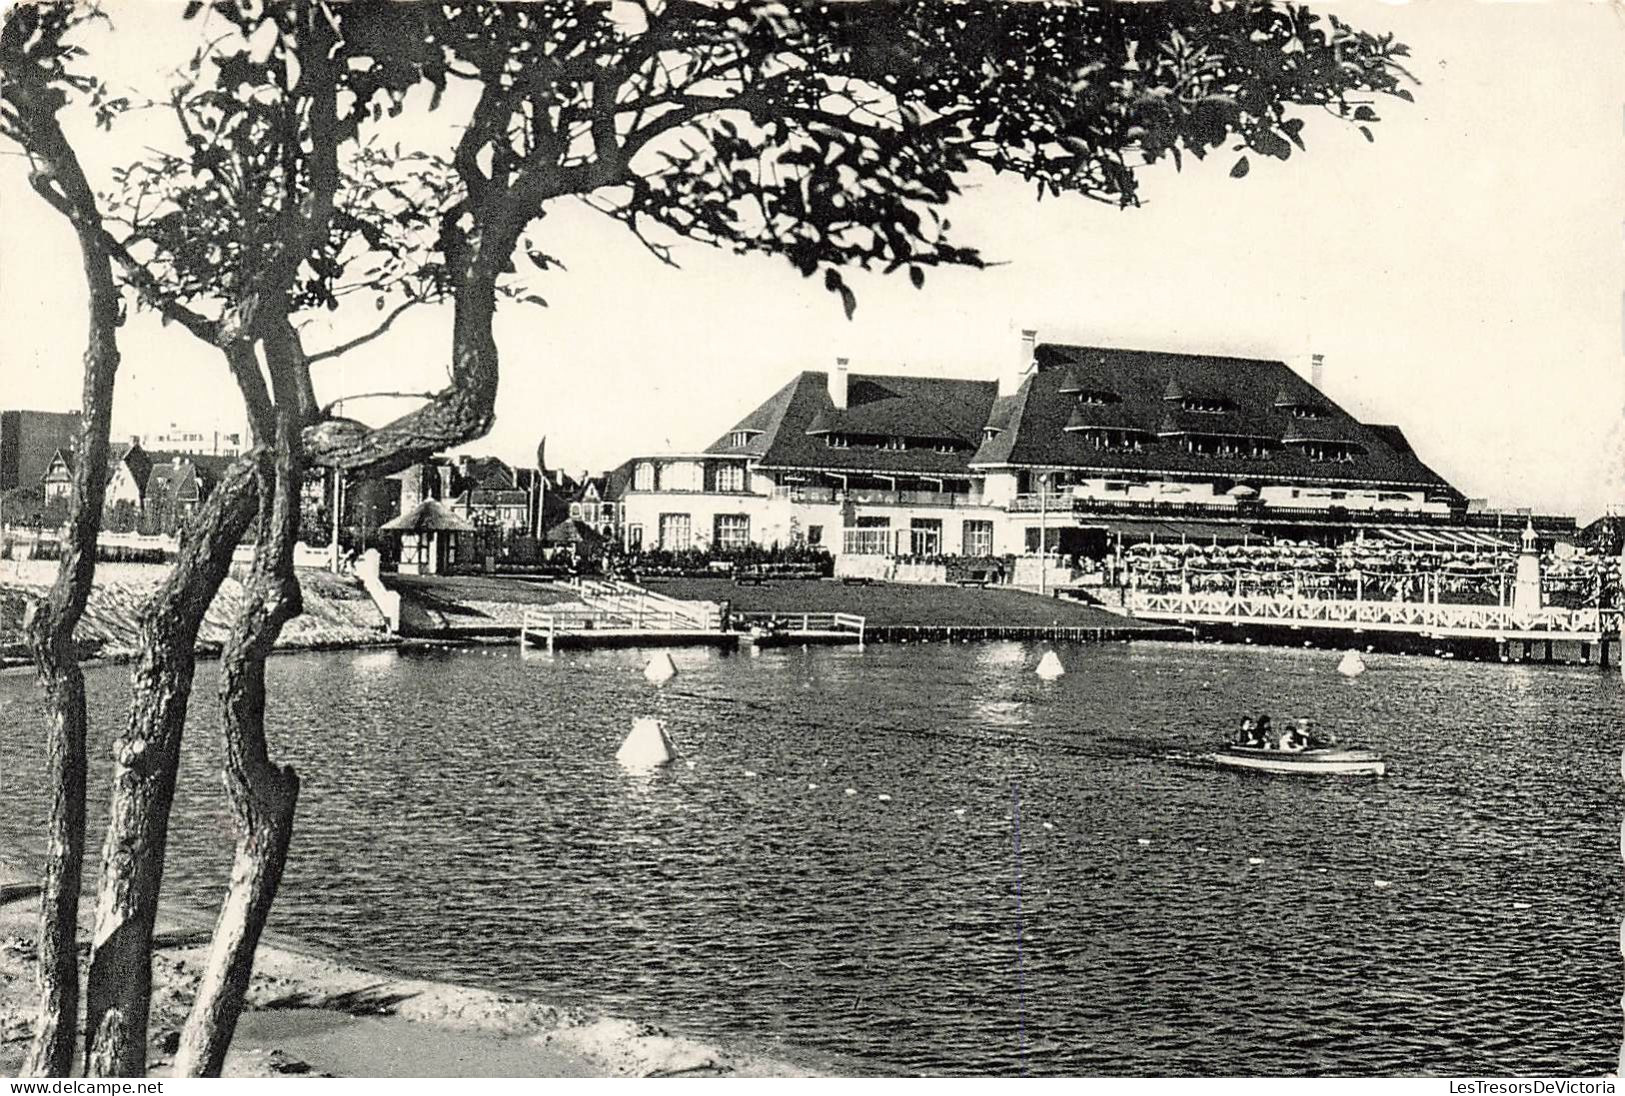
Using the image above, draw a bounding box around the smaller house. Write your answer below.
[448,456,531,533]
[40,442,153,529]
[568,470,627,543]
[142,452,232,534]
[382,498,476,575]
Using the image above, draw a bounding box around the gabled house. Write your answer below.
[142,452,232,534]
[447,455,530,533]
[568,470,626,542]
[39,441,153,530]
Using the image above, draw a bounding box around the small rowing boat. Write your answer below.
[1204,745,1387,777]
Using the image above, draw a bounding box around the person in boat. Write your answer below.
[1255,714,1274,749]
[1301,719,1339,749]
[1278,719,1307,753]
[1231,717,1259,747]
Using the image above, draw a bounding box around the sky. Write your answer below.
[2,1,1623,521]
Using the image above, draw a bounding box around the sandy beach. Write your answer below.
[0,857,828,1078]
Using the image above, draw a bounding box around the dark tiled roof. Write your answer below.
[971,344,1461,496]
[708,371,998,476]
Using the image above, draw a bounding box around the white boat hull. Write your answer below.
[1204,746,1387,777]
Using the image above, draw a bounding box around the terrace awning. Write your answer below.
[1080,519,1252,545]
[1367,527,1515,551]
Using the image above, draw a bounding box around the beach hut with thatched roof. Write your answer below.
[545,517,606,562]
[382,498,476,575]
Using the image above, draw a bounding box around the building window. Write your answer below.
[714,514,750,550]
[633,462,655,491]
[1182,397,1230,414]
[1077,390,1117,406]
[626,524,643,550]
[570,503,582,518]
[934,441,958,454]
[827,434,849,449]
[909,518,942,556]
[715,463,745,492]
[1290,405,1329,420]
[658,513,691,550]
[729,430,755,447]
[884,436,907,451]
[962,520,994,557]
[807,524,823,546]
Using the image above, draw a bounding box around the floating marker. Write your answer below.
[1512,901,1532,910]
[643,652,678,685]
[616,717,678,770]
[744,770,758,778]
[953,807,967,817]
[845,788,858,797]
[877,794,892,802]
[1041,822,1054,831]
[1247,857,1264,865]
[1036,651,1065,680]
[807,783,819,791]
[1137,838,1151,846]
[1196,845,1209,853]
[685,759,696,769]
[1374,879,1392,889]
[1337,650,1367,678]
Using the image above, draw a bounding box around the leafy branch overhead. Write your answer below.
[104,0,1414,331]
[418,0,1412,317]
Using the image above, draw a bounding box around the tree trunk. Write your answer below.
[13,98,123,1080]
[81,460,260,1077]
[176,351,306,1077]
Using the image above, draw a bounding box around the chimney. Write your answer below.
[1003,329,1039,397]
[1310,353,1326,393]
[830,357,849,409]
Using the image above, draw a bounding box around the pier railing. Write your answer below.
[733,611,866,643]
[1125,590,1603,639]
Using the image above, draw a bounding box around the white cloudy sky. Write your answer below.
[3,1,1623,520]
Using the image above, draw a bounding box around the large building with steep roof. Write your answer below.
[613,338,1532,561]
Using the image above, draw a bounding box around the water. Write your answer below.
[1,640,1620,1075]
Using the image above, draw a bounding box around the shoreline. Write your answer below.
[0,854,845,1078]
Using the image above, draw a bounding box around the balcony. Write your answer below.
[776,486,981,508]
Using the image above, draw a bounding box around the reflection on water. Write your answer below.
[0,640,1619,1076]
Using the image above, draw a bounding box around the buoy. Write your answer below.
[643,652,678,685]
[1512,901,1532,910]
[1041,821,1053,831]
[1247,856,1264,865]
[1196,845,1209,853]
[877,794,892,802]
[807,783,818,791]
[616,717,678,770]
[1137,837,1151,846]
[744,770,758,778]
[845,788,857,797]
[1374,879,1392,889]
[953,807,967,817]
[1337,650,1367,678]
[1035,651,1065,680]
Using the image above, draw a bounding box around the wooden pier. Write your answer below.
[1125,590,1614,666]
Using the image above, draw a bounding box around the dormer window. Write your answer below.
[1300,441,1360,464]
[728,430,760,447]
[1290,405,1329,420]
[1181,397,1230,415]
[1076,390,1118,406]
[934,441,959,454]
[883,437,906,451]
[827,434,849,449]
[982,427,1002,441]
[1083,429,1145,452]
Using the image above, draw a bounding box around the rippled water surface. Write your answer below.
[1,640,1620,1075]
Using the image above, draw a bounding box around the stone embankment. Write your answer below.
[0,560,392,668]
